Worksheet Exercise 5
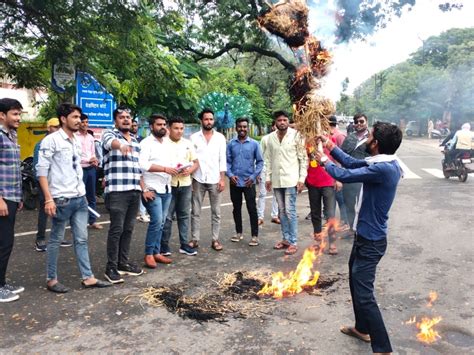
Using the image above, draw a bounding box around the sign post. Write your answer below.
[76,72,116,127]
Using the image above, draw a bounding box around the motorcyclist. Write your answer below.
[442,123,473,167]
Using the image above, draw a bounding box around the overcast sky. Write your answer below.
[307,0,474,101]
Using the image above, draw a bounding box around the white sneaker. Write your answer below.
[3,284,25,294]
[0,287,19,302]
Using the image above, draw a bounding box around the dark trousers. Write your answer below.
[36,181,48,241]
[105,191,140,269]
[229,184,258,237]
[307,185,336,234]
[349,234,392,353]
[162,185,192,248]
[335,189,349,225]
[343,182,362,228]
[0,200,18,286]
[82,167,97,225]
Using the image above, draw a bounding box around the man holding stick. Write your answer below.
[315,121,403,355]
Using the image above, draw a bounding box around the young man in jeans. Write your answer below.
[0,98,25,302]
[226,117,263,246]
[316,122,403,355]
[102,107,143,283]
[37,103,110,293]
[161,116,199,257]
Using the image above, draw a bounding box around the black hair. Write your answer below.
[113,106,131,120]
[80,113,88,121]
[57,103,82,126]
[235,117,249,126]
[148,113,167,126]
[353,113,367,123]
[0,98,23,114]
[372,121,403,155]
[273,110,289,119]
[198,108,214,120]
[168,116,184,127]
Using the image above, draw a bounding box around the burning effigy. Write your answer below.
[258,0,335,143]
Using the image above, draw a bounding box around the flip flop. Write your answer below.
[328,245,338,255]
[46,282,69,294]
[340,326,371,343]
[273,241,290,250]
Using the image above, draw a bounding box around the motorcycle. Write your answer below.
[21,156,39,210]
[431,127,450,140]
[441,148,474,182]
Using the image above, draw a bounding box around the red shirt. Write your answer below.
[305,138,335,188]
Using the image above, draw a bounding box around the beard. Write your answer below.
[119,127,130,133]
[152,128,167,138]
[202,124,213,131]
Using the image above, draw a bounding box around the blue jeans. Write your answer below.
[143,192,172,255]
[273,187,298,245]
[162,185,192,249]
[47,196,93,281]
[349,234,392,353]
[82,167,97,225]
[336,189,348,225]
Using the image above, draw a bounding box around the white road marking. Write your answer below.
[397,158,422,179]
[15,190,309,237]
[422,168,445,179]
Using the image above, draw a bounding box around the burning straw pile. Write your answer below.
[138,271,273,322]
[258,0,335,141]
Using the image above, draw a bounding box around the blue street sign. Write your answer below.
[76,72,116,127]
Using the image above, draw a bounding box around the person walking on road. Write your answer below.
[0,98,25,302]
[37,103,110,293]
[76,114,102,230]
[189,108,227,251]
[264,111,307,255]
[226,117,264,246]
[161,116,199,257]
[315,121,403,355]
[102,106,144,284]
[340,114,370,232]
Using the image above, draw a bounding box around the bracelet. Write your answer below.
[44,199,54,205]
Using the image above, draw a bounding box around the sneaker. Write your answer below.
[60,240,73,247]
[0,287,19,302]
[117,263,143,276]
[104,268,124,284]
[136,214,150,223]
[3,284,25,294]
[35,240,47,252]
[160,245,172,256]
[179,244,197,256]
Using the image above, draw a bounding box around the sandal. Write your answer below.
[211,240,223,251]
[230,234,243,242]
[248,237,259,246]
[284,245,298,255]
[188,240,199,249]
[46,282,69,294]
[273,240,290,250]
[328,244,338,255]
[340,326,371,343]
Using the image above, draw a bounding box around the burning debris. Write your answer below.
[258,0,334,141]
[406,291,443,344]
[427,291,438,308]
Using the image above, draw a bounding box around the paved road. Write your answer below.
[1,137,473,353]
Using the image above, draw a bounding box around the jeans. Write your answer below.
[162,185,192,249]
[257,169,278,219]
[36,181,48,241]
[46,196,93,281]
[273,187,298,245]
[335,189,349,225]
[105,190,140,269]
[191,179,222,242]
[230,184,259,237]
[307,185,335,233]
[82,167,97,225]
[343,182,362,229]
[0,200,18,286]
[143,192,172,255]
[349,234,392,353]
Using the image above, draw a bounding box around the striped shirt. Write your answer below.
[0,126,21,202]
[102,128,141,193]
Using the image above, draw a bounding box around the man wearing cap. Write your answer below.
[33,118,73,252]
[76,114,101,230]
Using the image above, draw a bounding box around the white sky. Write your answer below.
[308,0,474,101]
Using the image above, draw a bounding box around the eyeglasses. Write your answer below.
[116,108,131,114]
[355,120,366,124]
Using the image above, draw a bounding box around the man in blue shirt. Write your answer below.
[316,121,403,355]
[226,117,264,246]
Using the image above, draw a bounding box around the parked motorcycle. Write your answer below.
[441,148,474,182]
[21,156,39,210]
[431,127,450,140]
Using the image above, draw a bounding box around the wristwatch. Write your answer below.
[320,156,329,166]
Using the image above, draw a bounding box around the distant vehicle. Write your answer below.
[431,127,450,139]
[405,121,421,136]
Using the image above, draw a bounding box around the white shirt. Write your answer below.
[36,129,86,198]
[190,130,227,184]
[139,135,172,193]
